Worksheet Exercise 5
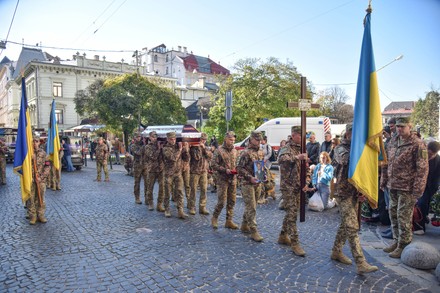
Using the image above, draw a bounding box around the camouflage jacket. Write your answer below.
[124,153,133,168]
[130,141,143,165]
[182,157,190,172]
[189,145,212,175]
[32,148,50,182]
[380,133,428,197]
[0,141,8,157]
[332,138,357,197]
[95,143,108,162]
[162,143,189,177]
[278,141,310,192]
[143,142,163,173]
[237,145,264,186]
[211,143,238,182]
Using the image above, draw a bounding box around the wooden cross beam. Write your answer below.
[286,76,320,222]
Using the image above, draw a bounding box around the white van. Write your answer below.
[235,117,331,152]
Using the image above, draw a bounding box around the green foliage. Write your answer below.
[431,189,440,218]
[411,90,440,137]
[205,57,319,142]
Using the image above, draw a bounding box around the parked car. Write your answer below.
[5,142,15,163]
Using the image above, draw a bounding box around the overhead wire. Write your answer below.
[0,0,20,59]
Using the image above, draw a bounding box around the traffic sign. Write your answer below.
[225,90,233,107]
[226,107,232,121]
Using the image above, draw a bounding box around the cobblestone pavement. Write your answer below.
[0,163,438,292]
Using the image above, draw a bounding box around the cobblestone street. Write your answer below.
[0,163,437,292]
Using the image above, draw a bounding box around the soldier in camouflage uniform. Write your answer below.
[28,134,51,225]
[0,138,8,185]
[188,133,212,215]
[124,152,134,176]
[277,126,310,256]
[130,133,147,204]
[143,131,165,212]
[211,131,239,229]
[95,137,109,182]
[380,117,429,258]
[237,131,265,242]
[182,151,191,204]
[162,132,190,219]
[331,124,378,274]
[49,147,63,190]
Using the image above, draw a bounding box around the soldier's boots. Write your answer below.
[38,216,48,223]
[211,217,218,229]
[356,261,379,275]
[164,209,171,218]
[250,231,264,242]
[330,250,352,265]
[277,233,291,246]
[225,220,239,229]
[148,203,154,211]
[156,204,165,212]
[389,247,404,258]
[240,223,251,234]
[135,198,142,205]
[383,241,398,253]
[29,217,37,225]
[189,208,196,215]
[291,244,306,257]
[177,209,188,219]
[199,207,210,215]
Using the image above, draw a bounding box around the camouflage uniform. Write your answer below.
[124,153,134,176]
[162,134,190,216]
[211,141,238,222]
[182,158,190,202]
[28,146,51,223]
[189,137,212,214]
[49,149,63,190]
[143,139,165,210]
[237,131,264,235]
[380,132,428,249]
[0,139,8,185]
[131,138,147,203]
[95,141,109,181]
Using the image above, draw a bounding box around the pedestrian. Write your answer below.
[277,126,309,256]
[162,132,190,219]
[329,137,340,160]
[380,117,429,258]
[90,139,97,161]
[237,131,265,242]
[62,139,75,172]
[320,131,332,154]
[211,131,239,230]
[306,133,320,165]
[143,131,165,212]
[260,136,273,170]
[95,137,110,182]
[188,133,212,215]
[28,134,51,225]
[124,151,134,176]
[210,135,219,149]
[130,133,147,204]
[331,124,378,274]
[113,137,122,165]
[0,137,8,185]
[310,151,334,209]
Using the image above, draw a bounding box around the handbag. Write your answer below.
[308,191,324,212]
[412,205,424,231]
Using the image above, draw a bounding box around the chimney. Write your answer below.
[94,55,100,60]
[183,46,187,53]
[178,46,182,52]
[198,76,206,88]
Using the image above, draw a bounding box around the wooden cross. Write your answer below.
[286,76,320,222]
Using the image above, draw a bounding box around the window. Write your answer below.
[166,55,169,62]
[166,67,169,75]
[53,82,63,97]
[55,109,64,124]
[154,55,158,62]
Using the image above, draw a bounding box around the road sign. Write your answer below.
[226,107,232,121]
[225,90,233,107]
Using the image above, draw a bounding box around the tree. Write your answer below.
[412,90,440,137]
[315,86,353,123]
[205,57,318,141]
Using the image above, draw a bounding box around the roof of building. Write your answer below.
[12,47,47,79]
[383,101,415,112]
[182,54,229,75]
[0,56,11,65]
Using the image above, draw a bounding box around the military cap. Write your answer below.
[200,133,208,140]
[32,133,40,140]
[225,131,236,138]
[291,126,301,134]
[388,117,396,125]
[166,131,176,138]
[396,117,410,126]
[149,131,158,137]
[250,131,263,141]
[345,123,353,132]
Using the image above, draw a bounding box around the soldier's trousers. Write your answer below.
[147,171,164,206]
[28,182,47,220]
[189,172,208,210]
[49,164,61,189]
[212,178,236,220]
[280,189,300,244]
[241,184,259,233]
[182,169,190,200]
[164,173,184,211]
[133,164,148,201]
[333,195,365,264]
[389,189,416,247]
[96,160,109,180]
[0,156,6,184]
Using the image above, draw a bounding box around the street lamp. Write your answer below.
[377,54,403,72]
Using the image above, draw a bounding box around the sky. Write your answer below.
[1,0,439,111]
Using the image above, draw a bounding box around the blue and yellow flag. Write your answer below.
[13,78,34,203]
[46,99,60,170]
[348,10,382,209]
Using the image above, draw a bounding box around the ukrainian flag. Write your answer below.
[46,99,60,170]
[13,78,34,203]
[348,10,382,209]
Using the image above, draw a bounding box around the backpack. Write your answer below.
[267,144,277,162]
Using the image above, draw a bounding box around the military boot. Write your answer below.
[177,209,188,219]
[356,261,379,275]
[29,217,37,225]
[38,216,48,223]
[240,223,251,233]
[383,241,398,253]
[330,250,352,265]
[156,204,165,212]
[211,217,218,229]
[199,207,210,215]
[189,208,196,215]
[389,247,404,258]
[164,209,171,218]
[291,244,306,257]
[277,232,291,246]
[225,220,239,229]
[250,231,264,242]
[135,198,142,204]
[148,203,154,211]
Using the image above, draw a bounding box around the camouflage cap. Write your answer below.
[225,131,236,138]
[149,131,158,137]
[166,131,176,138]
[250,131,263,141]
[200,132,208,140]
[32,133,40,140]
[291,126,301,134]
[346,123,353,132]
[396,117,410,126]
